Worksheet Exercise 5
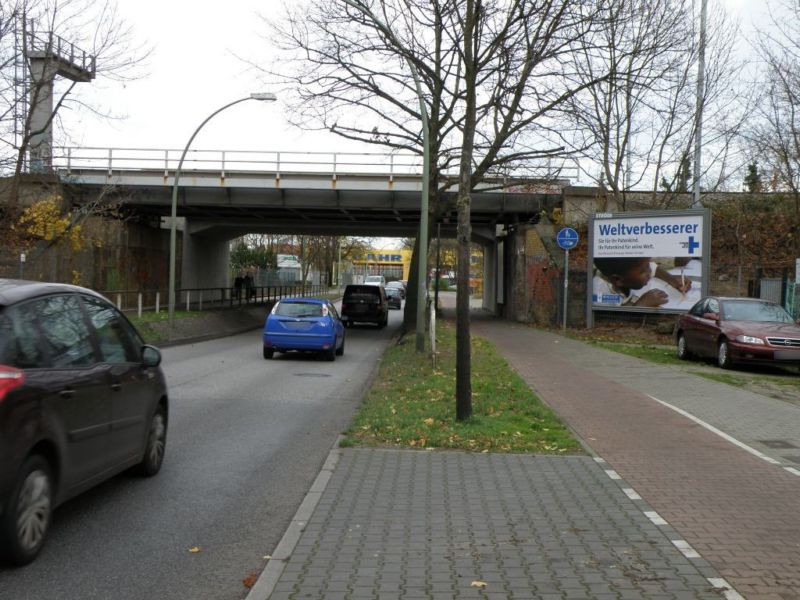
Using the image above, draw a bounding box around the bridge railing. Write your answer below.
[53,146,580,182]
[103,284,332,318]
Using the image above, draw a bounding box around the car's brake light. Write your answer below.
[0,365,25,403]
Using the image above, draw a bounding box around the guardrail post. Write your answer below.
[108,148,113,176]
[276,152,281,181]
[186,290,191,312]
[155,292,160,313]
[116,293,122,309]
[221,151,226,180]
[138,293,142,318]
[164,150,169,178]
[199,291,203,311]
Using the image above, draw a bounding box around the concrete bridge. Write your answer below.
[53,146,581,307]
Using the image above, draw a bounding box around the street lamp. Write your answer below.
[340,0,430,352]
[168,92,277,327]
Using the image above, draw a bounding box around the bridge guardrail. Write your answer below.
[102,284,331,318]
[53,146,580,182]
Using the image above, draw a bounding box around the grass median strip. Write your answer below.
[342,320,582,454]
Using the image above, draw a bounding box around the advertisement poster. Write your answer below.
[590,211,708,312]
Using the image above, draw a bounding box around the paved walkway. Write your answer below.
[248,303,800,600]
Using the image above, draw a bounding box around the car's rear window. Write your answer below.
[344,286,381,301]
[275,302,324,317]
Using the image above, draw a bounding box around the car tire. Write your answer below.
[0,455,54,566]
[136,405,167,477]
[336,336,345,356]
[343,321,351,329]
[325,346,336,362]
[717,339,733,369]
[263,347,274,359]
[676,333,692,360]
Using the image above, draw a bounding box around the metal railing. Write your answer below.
[102,284,330,318]
[52,146,580,183]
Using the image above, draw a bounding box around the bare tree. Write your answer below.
[562,0,747,210]
[263,0,617,419]
[747,0,800,253]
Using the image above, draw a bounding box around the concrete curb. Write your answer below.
[245,441,342,600]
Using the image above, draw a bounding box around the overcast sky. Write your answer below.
[54,0,776,204]
[60,0,374,156]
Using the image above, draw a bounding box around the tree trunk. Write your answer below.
[455,0,478,422]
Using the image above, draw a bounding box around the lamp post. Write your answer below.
[340,0,430,353]
[168,92,276,327]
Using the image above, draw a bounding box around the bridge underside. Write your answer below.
[66,169,563,239]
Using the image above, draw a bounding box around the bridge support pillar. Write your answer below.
[182,221,231,290]
[482,241,497,311]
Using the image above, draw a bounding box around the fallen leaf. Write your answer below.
[188,547,201,553]
[471,581,487,589]
[243,573,259,588]
[263,555,271,560]
[423,417,435,426]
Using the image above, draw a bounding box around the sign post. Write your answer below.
[19,252,26,279]
[556,227,579,331]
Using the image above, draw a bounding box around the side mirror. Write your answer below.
[702,312,719,321]
[142,345,162,368]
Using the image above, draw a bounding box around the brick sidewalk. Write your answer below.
[263,450,728,599]
[471,317,800,600]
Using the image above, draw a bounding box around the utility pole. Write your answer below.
[692,0,707,208]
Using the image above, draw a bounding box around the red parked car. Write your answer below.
[675,296,800,369]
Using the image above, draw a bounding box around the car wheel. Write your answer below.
[336,335,345,356]
[137,405,167,477]
[263,347,274,359]
[676,333,692,360]
[325,346,336,361]
[0,455,54,566]
[717,339,733,369]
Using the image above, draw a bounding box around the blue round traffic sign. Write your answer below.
[556,227,579,250]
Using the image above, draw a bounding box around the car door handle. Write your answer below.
[59,389,76,398]
[110,382,122,391]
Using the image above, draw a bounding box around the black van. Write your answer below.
[0,280,169,565]
[340,284,389,328]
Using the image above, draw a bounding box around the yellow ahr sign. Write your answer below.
[353,249,414,280]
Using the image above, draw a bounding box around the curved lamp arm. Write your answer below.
[168,93,276,327]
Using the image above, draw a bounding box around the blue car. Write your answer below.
[263,298,345,361]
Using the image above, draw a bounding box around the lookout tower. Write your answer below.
[21,19,96,172]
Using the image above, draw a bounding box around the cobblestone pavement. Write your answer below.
[263,450,729,600]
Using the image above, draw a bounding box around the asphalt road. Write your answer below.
[0,305,402,600]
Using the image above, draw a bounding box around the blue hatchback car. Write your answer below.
[263,298,345,361]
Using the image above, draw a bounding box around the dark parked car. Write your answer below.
[386,286,402,309]
[262,298,345,361]
[385,281,405,299]
[341,284,388,328]
[675,296,800,369]
[0,280,168,565]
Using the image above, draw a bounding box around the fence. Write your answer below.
[102,284,329,318]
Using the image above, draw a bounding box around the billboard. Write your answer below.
[587,210,710,317]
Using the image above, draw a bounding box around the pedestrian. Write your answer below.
[243,271,253,302]
[234,272,243,300]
